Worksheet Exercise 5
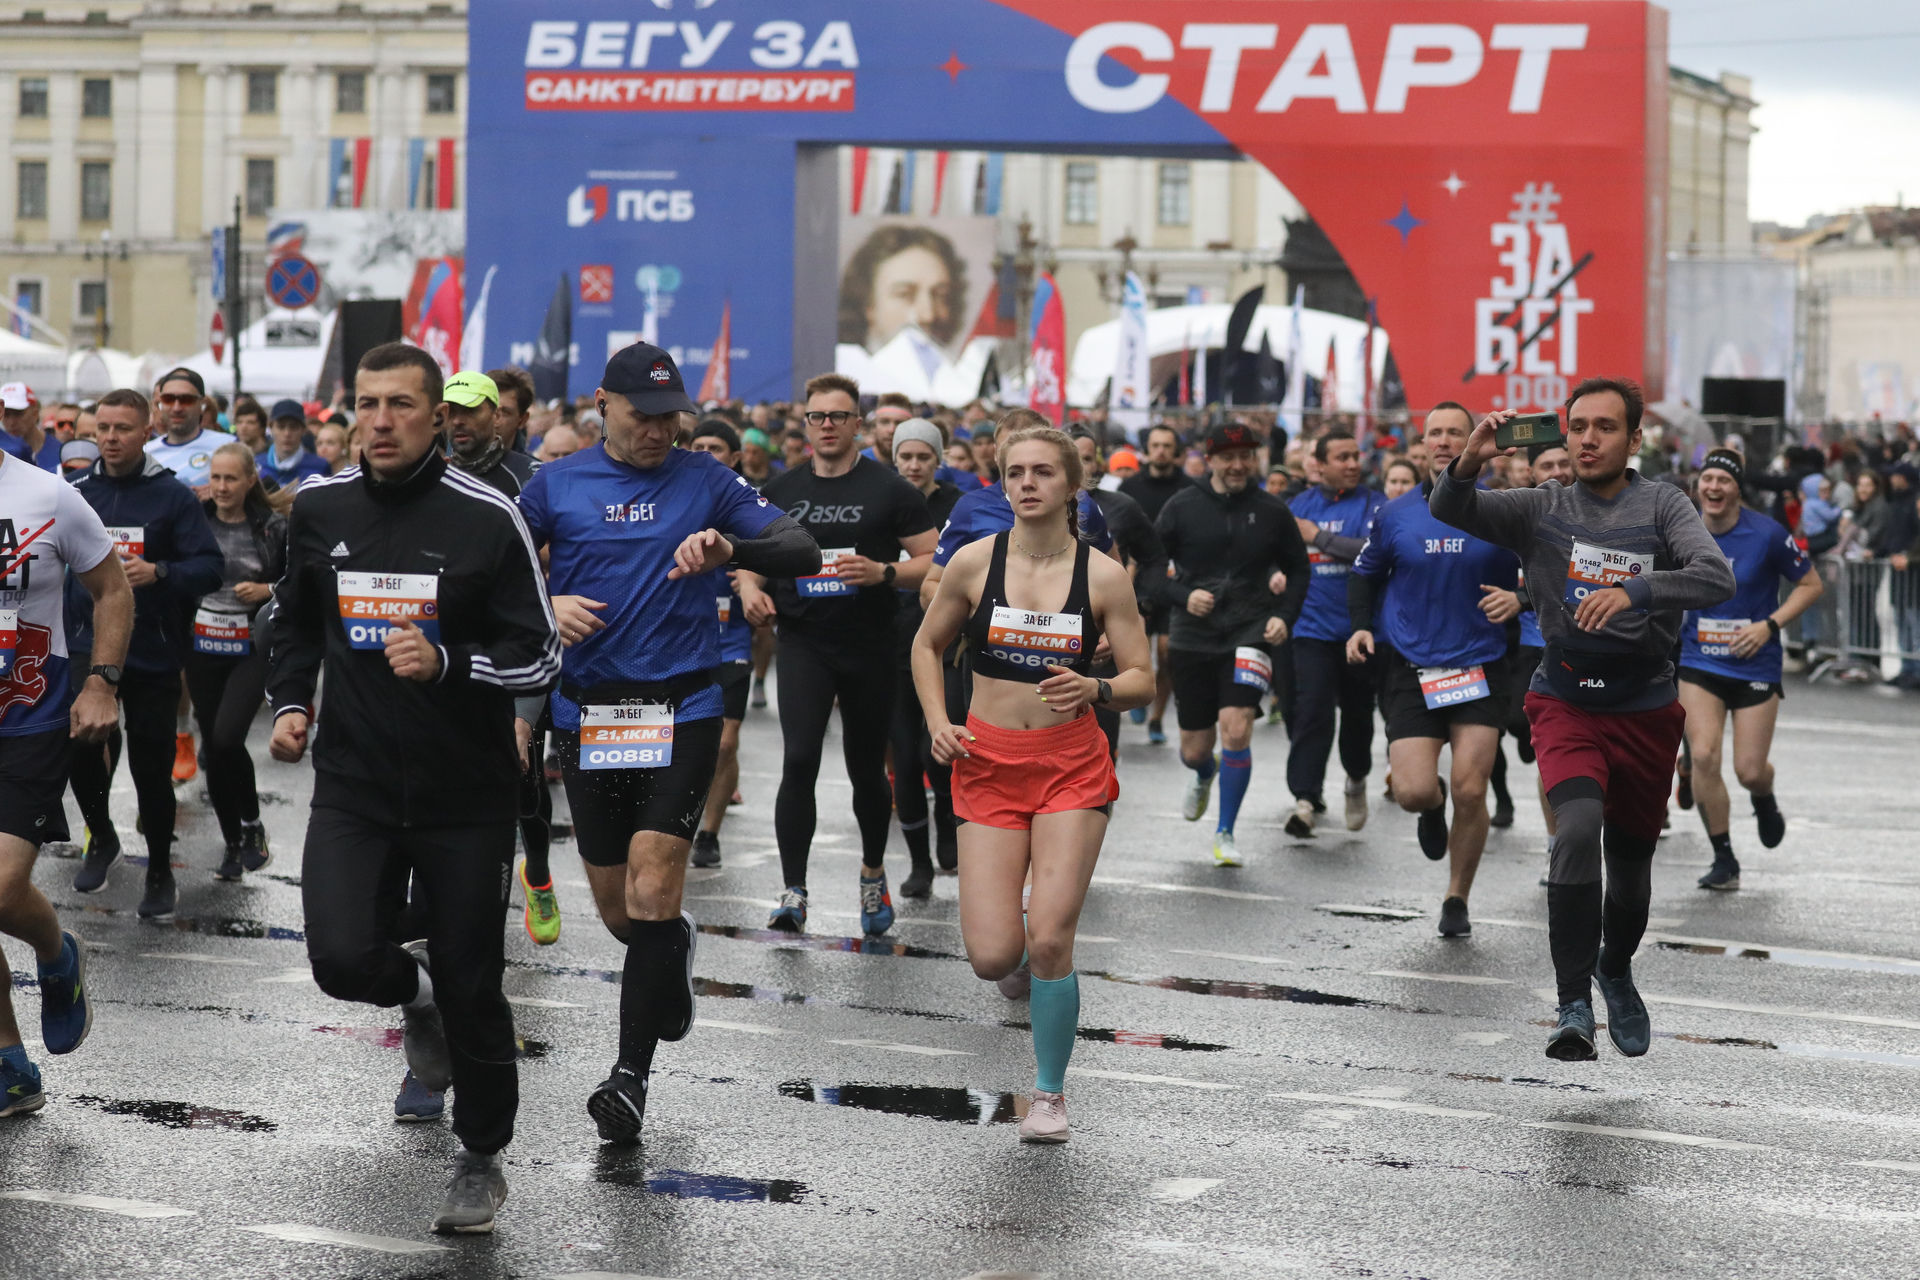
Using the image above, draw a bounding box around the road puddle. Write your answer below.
[1083,969,1396,1009]
[69,1095,276,1132]
[778,1080,1021,1125]
[593,1154,809,1202]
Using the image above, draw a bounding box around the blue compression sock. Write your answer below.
[1029,971,1080,1094]
[1187,753,1218,783]
[1217,748,1252,834]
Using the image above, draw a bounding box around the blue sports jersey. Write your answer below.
[1352,486,1519,668]
[1680,508,1809,683]
[933,484,1112,568]
[518,445,781,728]
[1290,484,1386,644]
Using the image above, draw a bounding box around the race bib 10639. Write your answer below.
[986,605,1084,671]
[192,607,250,657]
[797,547,856,598]
[1418,665,1490,709]
[579,702,674,770]
[1233,646,1273,691]
[336,571,440,650]
[1564,540,1647,607]
[1696,617,1749,658]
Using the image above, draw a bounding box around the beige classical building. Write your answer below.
[0,0,464,357]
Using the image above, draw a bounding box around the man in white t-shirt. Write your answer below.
[0,442,132,1118]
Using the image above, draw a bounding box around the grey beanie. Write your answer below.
[891,417,945,458]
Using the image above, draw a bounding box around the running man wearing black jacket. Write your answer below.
[266,343,561,1235]
[1119,423,1199,742]
[1154,422,1310,867]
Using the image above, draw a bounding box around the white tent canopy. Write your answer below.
[1068,303,1390,409]
[0,330,69,397]
[178,309,335,401]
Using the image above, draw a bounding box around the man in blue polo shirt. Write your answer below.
[515,342,819,1147]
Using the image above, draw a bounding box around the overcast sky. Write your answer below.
[1661,0,1920,226]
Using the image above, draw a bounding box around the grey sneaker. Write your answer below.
[401,943,453,1090]
[1593,960,1651,1057]
[1545,997,1598,1062]
[431,1150,507,1234]
[1343,777,1369,831]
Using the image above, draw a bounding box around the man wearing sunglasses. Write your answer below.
[143,368,234,500]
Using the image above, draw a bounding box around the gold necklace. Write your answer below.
[1012,535,1071,560]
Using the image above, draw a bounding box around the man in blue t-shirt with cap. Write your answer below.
[514,341,820,1148]
[257,398,330,490]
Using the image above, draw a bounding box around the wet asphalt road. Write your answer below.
[2,676,1918,1279]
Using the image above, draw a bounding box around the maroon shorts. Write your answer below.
[951,711,1118,831]
[1524,692,1685,843]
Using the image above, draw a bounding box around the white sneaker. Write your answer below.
[1344,777,1369,831]
[1211,829,1242,867]
[1019,1090,1070,1144]
[1182,764,1214,822]
[1284,798,1316,839]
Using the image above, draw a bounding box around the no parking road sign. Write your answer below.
[266,255,322,310]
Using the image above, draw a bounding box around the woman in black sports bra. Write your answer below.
[912,419,1152,1147]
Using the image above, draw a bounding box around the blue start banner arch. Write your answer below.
[468,0,1666,409]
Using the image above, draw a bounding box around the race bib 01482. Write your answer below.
[1418,665,1490,710]
[336,571,440,650]
[579,702,674,770]
[1564,540,1648,607]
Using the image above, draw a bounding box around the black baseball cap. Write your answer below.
[601,342,696,416]
[1205,421,1259,456]
[156,366,206,397]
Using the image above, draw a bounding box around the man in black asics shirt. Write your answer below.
[736,373,936,936]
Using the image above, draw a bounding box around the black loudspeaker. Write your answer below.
[334,299,405,395]
[1701,377,1786,419]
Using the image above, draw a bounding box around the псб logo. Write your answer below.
[567,184,609,227]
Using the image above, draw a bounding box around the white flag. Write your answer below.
[458,264,497,373]
[1112,272,1151,434]
[1281,284,1306,435]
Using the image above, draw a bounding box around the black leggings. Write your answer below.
[184,649,268,847]
[518,715,551,884]
[68,664,177,864]
[774,633,894,889]
[889,655,953,866]
[1286,637,1374,804]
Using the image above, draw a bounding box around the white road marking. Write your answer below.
[1349,1087,1411,1099]
[696,1019,788,1036]
[1148,1177,1222,1203]
[828,1039,973,1057]
[1067,1067,1236,1091]
[684,868,723,883]
[1454,1032,1512,1046]
[1171,949,1294,966]
[545,1273,679,1280]
[1856,1160,1920,1173]
[1521,1120,1773,1152]
[1368,970,1509,985]
[506,996,581,1009]
[686,894,778,910]
[1137,883,1283,902]
[256,968,318,985]
[1533,987,1920,1034]
[237,1224,448,1254]
[1480,915,1684,933]
[0,1190,195,1219]
[1273,1092,1494,1121]
[137,952,259,967]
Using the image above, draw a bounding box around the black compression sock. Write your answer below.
[1752,793,1780,820]
[1708,831,1735,863]
[902,821,931,870]
[1546,881,1604,1005]
[619,917,693,1072]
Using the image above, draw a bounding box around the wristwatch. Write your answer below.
[882,563,898,586]
[88,664,122,688]
[1095,678,1113,705]
[153,562,169,580]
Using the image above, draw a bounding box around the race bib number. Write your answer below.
[192,607,251,657]
[0,608,15,678]
[1418,665,1490,709]
[336,571,440,650]
[798,547,856,597]
[105,526,145,559]
[1696,617,1749,658]
[1233,646,1273,691]
[1564,540,1648,606]
[579,702,674,770]
[986,605,1084,671]
[716,595,732,626]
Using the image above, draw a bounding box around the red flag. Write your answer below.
[1178,342,1191,406]
[698,301,731,404]
[849,147,869,215]
[932,151,950,214]
[403,257,463,377]
[436,139,457,210]
[1029,273,1066,427]
[1322,337,1340,414]
[352,137,372,208]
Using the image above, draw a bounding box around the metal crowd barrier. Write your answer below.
[1802,554,1920,684]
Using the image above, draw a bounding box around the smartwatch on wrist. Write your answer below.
[1095,678,1113,705]
[882,563,898,586]
[1765,617,1782,639]
[89,664,122,688]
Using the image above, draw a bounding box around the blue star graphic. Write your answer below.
[1385,201,1424,244]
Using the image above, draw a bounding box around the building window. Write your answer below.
[425,73,457,115]
[1157,162,1191,227]
[80,161,110,221]
[336,71,366,115]
[78,280,107,324]
[11,280,44,319]
[81,78,111,118]
[16,162,47,220]
[247,70,278,115]
[18,78,48,119]
[1064,161,1097,226]
[245,158,276,217]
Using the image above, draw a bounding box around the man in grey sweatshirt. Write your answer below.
[1430,377,1734,1065]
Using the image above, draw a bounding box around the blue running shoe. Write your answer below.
[38,931,91,1056]
[1593,961,1651,1057]
[0,1053,43,1118]
[859,870,895,936]
[1146,720,1167,746]
[767,886,808,933]
[1545,998,1599,1062]
[1128,707,1146,725]
[394,1069,446,1123]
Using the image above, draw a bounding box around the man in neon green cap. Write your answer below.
[444,371,536,499]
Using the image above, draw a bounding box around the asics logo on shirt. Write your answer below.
[787,500,864,524]
[606,503,658,523]
[1424,537,1466,554]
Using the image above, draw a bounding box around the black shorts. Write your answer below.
[718,660,752,721]
[557,716,723,862]
[1144,604,1172,638]
[0,728,73,846]
[1379,651,1513,743]
[1169,646,1272,732]
[1678,666,1782,711]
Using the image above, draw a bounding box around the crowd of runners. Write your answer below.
[1,343,1842,1231]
